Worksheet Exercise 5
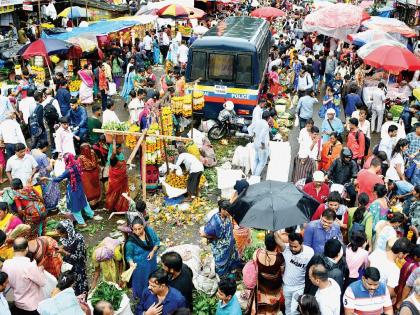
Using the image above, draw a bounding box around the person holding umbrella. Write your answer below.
[200,200,241,277]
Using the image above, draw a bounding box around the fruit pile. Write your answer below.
[31,66,45,86]
[165,172,206,189]
[192,91,205,110]
[125,124,140,149]
[160,106,173,136]
[182,97,193,117]
[69,80,82,92]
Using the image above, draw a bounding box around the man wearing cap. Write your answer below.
[303,171,330,204]
[321,108,344,142]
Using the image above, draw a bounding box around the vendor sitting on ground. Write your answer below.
[175,146,204,202]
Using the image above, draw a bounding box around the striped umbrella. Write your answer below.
[58,6,92,18]
[157,4,205,19]
[357,39,406,59]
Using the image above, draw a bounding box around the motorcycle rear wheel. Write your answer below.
[208,125,228,140]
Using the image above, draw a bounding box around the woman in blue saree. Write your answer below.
[125,217,160,299]
[201,200,241,277]
[153,35,160,65]
[120,65,135,105]
[31,140,60,211]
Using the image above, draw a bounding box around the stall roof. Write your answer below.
[41,20,138,40]
[396,0,420,6]
[71,0,128,12]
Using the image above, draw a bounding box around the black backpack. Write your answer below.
[44,99,59,126]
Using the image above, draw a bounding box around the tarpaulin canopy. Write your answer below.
[250,7,285,18]
[303,3,370,41]
[362,16,416,38]
[41,20,139,41]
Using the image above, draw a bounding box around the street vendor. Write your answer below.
[175,146,204,202]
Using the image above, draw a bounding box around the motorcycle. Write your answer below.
[208,117,250,141]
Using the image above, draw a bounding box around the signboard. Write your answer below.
[0,0,22,7]
[0,4,13,13]
[22,3,32,10]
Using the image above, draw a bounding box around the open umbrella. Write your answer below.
[357,39,406,59]
[228,181,319,231]
[157,4,205,19]
[362,16,416,38]
[18,38,74,59]
[303,3,370,41]
[250,7,285,19]
[58,6,92,19]
[362,45,420,72]
[347,30,397,46]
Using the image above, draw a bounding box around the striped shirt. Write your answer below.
[343,280,392,315]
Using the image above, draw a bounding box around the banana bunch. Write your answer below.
[160,106,173,136]
[69,80,82,92]
[192,91,204,110]
[125,124,140,149]
[171,96,184,115]
[166,172,188,189]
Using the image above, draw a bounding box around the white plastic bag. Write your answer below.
[53,159,65,177]
[108,82,117,96]
[162,181,187,198]
[61,262,73,273]
[42,270,58,298]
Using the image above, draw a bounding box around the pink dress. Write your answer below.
[346,246,369,279]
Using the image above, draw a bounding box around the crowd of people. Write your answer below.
[0,0,419,315]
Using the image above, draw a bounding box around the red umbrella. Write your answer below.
[363,45,420,72]
[250,7,285,18]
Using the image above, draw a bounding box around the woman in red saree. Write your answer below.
[105,139,129,212]
[78,143,101,205]
[269,65,282,96]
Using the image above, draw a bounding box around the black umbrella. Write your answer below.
[228,180,320,231]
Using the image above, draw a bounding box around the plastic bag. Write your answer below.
[162,181,187,198]
[108,82,117,96]
[121,264,136,283]
[42,270,58,298]
[61,262,73,273]
[54,159,65,177]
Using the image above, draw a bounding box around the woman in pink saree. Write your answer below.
[78,64,94,105]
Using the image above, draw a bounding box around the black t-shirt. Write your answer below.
[169,264,194,309]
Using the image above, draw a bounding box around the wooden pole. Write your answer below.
[141,141,147,200]
[158,103,170,174]
[126,130,146,166]
[92,129,191,142]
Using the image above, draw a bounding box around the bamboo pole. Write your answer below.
[126,130,146,166]
[92,129,191,142]
[141,141,146,200]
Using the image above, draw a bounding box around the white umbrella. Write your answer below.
[193,25,208,35]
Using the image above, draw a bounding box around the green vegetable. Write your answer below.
[90,282,123,311]
[102,121,129,132]
[193,291,218,315]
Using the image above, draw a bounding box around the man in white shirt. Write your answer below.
[42,89,62,117]
[310,264,341,315]
[128,89,145,124]
[2,238,46,314]
[143,31,153,61]
[378,124,398,161]
[371,82,387,133]
[253,111,270,177]
[159,28,171,60]
[55,117,76,156]
[5,143,37,185]
[0,112,26,159]
[103,99,120,125]
[276,231,314,315]
[0,271,10,315]
[248,102,265,136]
[0,89,13,123]
[18,88,37,124]
[297,68,313,97]
[313,39,324,56]
[175,146,204,201]
[380,112,406,142]
[178,40,189,68]
[369,237,409,303]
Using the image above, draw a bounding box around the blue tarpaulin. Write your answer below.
[41,20,138,40]
[377,6,394,18]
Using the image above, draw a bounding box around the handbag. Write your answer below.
[242,249,261,289]
[29,105,42,137]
